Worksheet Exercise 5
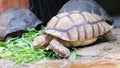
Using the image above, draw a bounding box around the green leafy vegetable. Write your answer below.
[0,42,6,51]
[69,48,81,61]
[0,28,81,64]
[41,25,45,30]
[0,28,60,64]
[0,42,5,47]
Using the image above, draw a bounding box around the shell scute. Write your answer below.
[45,11,112,41]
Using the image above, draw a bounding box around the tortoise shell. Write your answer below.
[45,11,112,41]
[59,0,113,25]
[0,8,42,41]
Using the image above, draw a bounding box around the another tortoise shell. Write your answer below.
[0,8,42,41]
[59,0,113,25]
[45,11,112,41]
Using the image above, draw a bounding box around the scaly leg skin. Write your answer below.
[46,39,70,58]
[32,34,51,48]
[103,31,117,41]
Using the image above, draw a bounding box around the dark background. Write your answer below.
[29,0,120,26]
[96,0,120,16]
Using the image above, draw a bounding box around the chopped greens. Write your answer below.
[69,48,81,61]
[0,28,60,64]
[0,42,5,47]
[0,42,6,51]
[0,28,80,64]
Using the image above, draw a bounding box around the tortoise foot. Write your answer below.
[103,31,117,41]
[47,39,70,58]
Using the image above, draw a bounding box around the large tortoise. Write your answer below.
[32,11,116,58]
[0,8,42,41]
[59,0,113,25]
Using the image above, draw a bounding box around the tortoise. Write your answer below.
[59,0,113,25]
[0,8,42,41]
[32,11,116,58]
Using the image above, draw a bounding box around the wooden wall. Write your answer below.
[0,0,29,15]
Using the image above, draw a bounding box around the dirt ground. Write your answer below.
[0,28,120,68]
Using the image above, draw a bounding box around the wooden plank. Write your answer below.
[0,0,29,15]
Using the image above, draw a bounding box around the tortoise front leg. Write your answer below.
[103,31,117,41]
[46,39,70,58]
